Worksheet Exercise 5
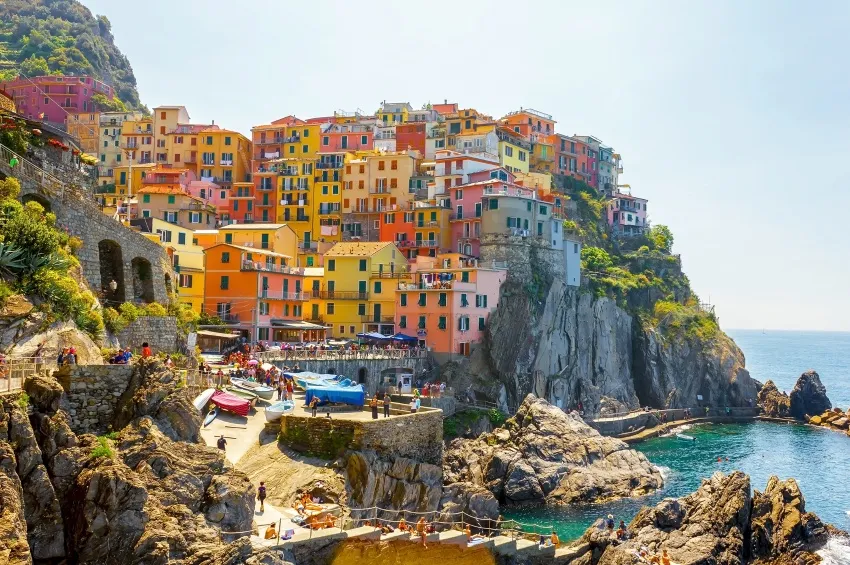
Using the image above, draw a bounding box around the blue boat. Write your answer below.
[304,383,366,407]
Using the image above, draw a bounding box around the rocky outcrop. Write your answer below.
[443,395,662,505]
[757,380,791,418]
[0,364,263,564]
[573,472,837,565]
[460,278,759,416]
[790,370,831,420]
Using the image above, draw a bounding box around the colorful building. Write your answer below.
[448,169,516,257]
[319,242,407,339]
[95,111,144,187]
[395,253,506,359]
[495,127,531,174]
[216,223,298,256]
[597,146,622,196]
[0,75,114,127]
[480,184,561,249]
[432,149,499,198]
[607,190,648,237]
[376,101,412,125]
[501,108,556,139]
[203,243,319,342]
[574,135,601,188]
[134,168,218,229]
[65,112,100,156]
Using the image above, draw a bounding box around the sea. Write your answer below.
[504,330,850,560]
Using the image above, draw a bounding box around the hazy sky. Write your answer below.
[81,0,850,331]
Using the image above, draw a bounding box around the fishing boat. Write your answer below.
[264,400,295,422]
[203,407,218,427]
[229,377,275,400]
[677,433,696,442]
[210,389,253,417]
[193,388,216,412]
[225,386,259,401]
[287,371,340,390]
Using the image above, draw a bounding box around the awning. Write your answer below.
[390,333,418,342]
[197,330,241,339]
[356,332,391,340]
[271,320,328,330]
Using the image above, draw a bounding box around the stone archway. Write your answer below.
[357,367,367,384]
[98,240,125,306]
[131,257,155,304]
[21,193,52,213]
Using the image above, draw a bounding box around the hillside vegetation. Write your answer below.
[0,0,144,110]
[553,174,719,342]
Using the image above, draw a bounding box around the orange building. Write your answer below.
[501,108,556,139]
[203,243,323,342]
[251,116,306,224]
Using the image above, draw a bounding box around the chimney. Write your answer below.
[444,99,447,104]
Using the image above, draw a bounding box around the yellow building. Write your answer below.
[216,223,297,257]
[96,111,144,186]
[445,108,494,150]
[65,112,99,156]
[341,150,418,242]
[413,202,452,257]
[104,162,156,216]
[130,218,206,309]
[168,127,252,189]
[273,156,316,247]
[120,116,155,165]
[314,154,344,249]
[302,266,325,324]
[376,102,412,125]
[319,242,406,338]
[496,127,531,174]
[531,137,556,174]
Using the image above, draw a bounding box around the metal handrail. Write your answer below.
[0,143,67,195]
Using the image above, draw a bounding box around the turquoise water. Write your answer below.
[505,421,850,541]
[727,329,850,407]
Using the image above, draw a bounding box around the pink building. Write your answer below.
[607,190,649,236]
[448,168,522,257]
[394,253,506,360]
[0,75,113,126]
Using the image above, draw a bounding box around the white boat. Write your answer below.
[203,407,218,427]
[230,378,275,400]
[193,388,216,412]
[677,433,696,442]
[264,400,295,422]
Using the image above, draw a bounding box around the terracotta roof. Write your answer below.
[324,241,394,257]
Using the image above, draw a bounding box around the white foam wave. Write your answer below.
[655,465,673,483]
[817,535,850,565]
[659,423,695,438]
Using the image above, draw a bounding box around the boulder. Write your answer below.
[0,441,32,564]
[832,417,849,429]
[24,373,65,413]
[443,395,663,505]
[809,415,822,425]
[749,476,830,562]
[437,481,500,531]
[790,370,831,420]
[756,380,790,418]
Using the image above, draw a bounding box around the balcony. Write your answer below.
[216,313,240,323]
[371,265,410,279]
[260,290,312,301]
[297,241,318,251]
[256,137,283,146]
[318,206,340,215]
[316,161,343,169]
[280,198,309,206]
[257,152,281,161]
[183,154,197,163]
[279,169,301,176]
[220,159,234,166]
[370,186,390,195]
[415,220,441,228]
[316,291,369,300]
[241,261,305,275]
[282,135,301,143]
[361,315,395,324]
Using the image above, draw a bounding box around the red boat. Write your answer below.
[211,389,253,417]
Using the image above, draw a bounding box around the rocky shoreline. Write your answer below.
[757,370,850,436]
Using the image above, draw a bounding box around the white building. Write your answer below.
[563,236,582,286]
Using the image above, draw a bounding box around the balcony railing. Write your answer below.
[241,261,305,275]
[256,138,284,146]
[396,239,440,248]
[361,316,395,324]
[216,313,239,323]
[283,135,301,143]
[318,206,340,215]
[316,291,369,300]
[297,241,318,251]
[316,161,343,169]
[260,290,312,301]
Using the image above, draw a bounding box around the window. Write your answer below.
[302,145,308,153]
[259,302,269,315]
[374,281,382,294]
[475,202,482,217]
[505,146,513,157]
[461,271,469,283]
[458,316,470,331]
[327,303,335,315]
[358,259,367,271]
[361,135,367,145]
[167,195,176,205]
[527,201,532,212]
[328,259,335,271]
[400,293,407,306]
[418,315,426,329]
[224,233,233,244]
[358,303,366,316]
[358,280,367,295]
[438,292,447,307]
[303,128,309,137]
[438,316,447,330]
[142,194,150,203]
[399,315,407,328]
[461,293,469,307]
[539,205,548,215]
[189,212,201,223]
[478,317,485,331]
[391,160,398,170]
[378,161,385,171]
[178,232,186,245]
[456,205,463,220]
[224,136,231,145]
[179,274,193,288]
[220,276,229,289]
[488,198,498,209]
[418,293,427,307]
[221,251,230,263]
[519,151,527,162]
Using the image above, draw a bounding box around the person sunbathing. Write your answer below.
[264,524,277,540]
[398,517,408,531]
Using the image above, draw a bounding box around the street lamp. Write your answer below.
[109,279,117,293]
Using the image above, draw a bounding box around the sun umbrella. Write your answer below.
[247,359,259,365]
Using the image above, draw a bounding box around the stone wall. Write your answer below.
[480,232,565,283]
[270,357,428,397]
[115,316,182,352]
[278,408,443,464]
[61,365,135,434]
[11,169,174,305]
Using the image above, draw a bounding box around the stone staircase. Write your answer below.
[0,142,68,196]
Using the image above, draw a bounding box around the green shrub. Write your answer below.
[102,307,126,334]
[487,408,507,427]
[90,436,114,459]
[144,302,167,317]
[118,302,142,323]
[103,431,119,440]
[581,247,613,272]
[16,392,29,410]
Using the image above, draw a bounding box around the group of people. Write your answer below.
[56,347,78,365]
[413,382,447,398]
[369,394,393,419]
[107,342,160,365]
[604,514,631,541]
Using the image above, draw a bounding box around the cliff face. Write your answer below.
[469,276,758,415]
[0,362,287,564]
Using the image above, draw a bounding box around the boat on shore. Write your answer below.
[230,378,275,400]
[193,388,216,412]
[210,389,254,417]
[225,386,259,401]
[203,407,218,427]
[265,400,295,422]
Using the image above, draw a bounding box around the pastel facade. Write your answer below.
[0,75,113,126]
[319,242,406,338]
[65,112,100,155]
[134,168,218,229]
[607,191,649,236]
[96,111,145,187]
[395,254,506,359]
